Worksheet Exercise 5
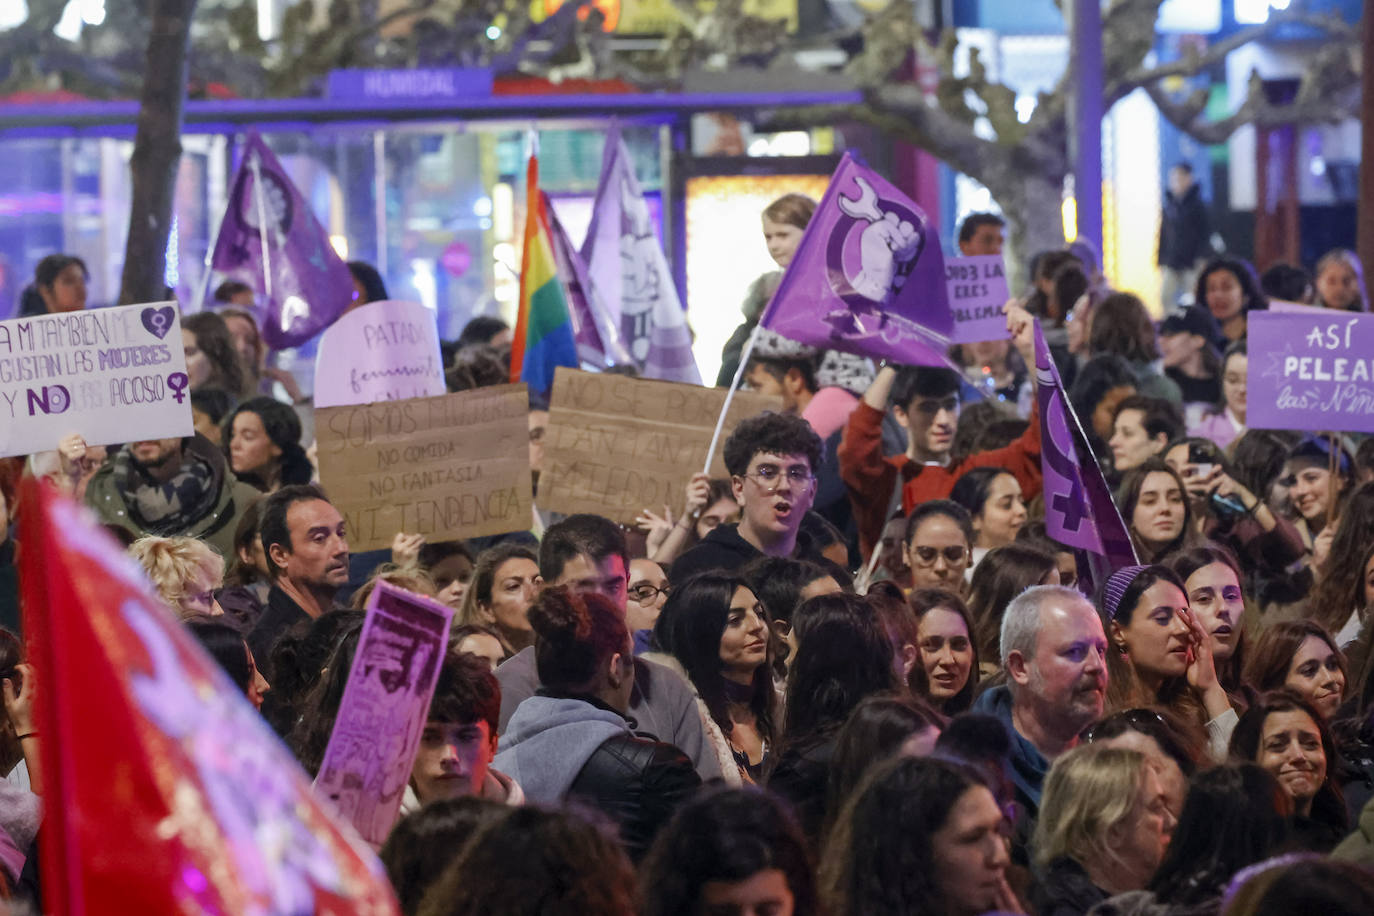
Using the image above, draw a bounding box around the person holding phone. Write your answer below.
[1163,437,1306,592]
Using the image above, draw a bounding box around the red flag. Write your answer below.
[17,478,399,915]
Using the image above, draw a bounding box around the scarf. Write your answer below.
[111,446,219,535]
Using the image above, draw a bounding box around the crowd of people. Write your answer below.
[1,189,1374,915]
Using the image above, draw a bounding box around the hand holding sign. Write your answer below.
[1247,311,1374,433]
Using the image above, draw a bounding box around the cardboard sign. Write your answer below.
[1247,310,1374,433]
[314,581,453,847]
[314,300,446,408]
[538,367,783,524]
[946,255,1012,343]
[0,302,193,458]
[316,385,532,551]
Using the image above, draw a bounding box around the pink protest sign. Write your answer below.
[314,300,446,408]
[1247,310,1374,434]
[946,255,1011,343]
[313,581,454,846]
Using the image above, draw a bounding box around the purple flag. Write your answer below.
[544,192,631,370]
[1033,321,1138,593]
[582,129,701,384]
[760,151,954,367]
[208,132,357,350]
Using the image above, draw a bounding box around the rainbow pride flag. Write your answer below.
[511,154,580,394]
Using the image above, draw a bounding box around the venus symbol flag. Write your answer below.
[17,477,399,915]
[208,131,358,350]
[760,151,954,367]
[1032,321,1138,592]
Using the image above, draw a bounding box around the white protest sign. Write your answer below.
[314,300,446,408]
[0,302,193,458]
[946,255,1011,343]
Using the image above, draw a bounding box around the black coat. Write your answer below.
[670,522,824,582]
[1033,856,1111,916]
[567,727,701,861]
[1158,184,1211,270]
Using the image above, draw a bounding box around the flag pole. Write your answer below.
[191,193,229,315]
[249,151,273,302]
[701,322,763,475]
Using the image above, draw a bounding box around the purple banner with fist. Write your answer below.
[760,152,953,367]
[1247,310,1374,434]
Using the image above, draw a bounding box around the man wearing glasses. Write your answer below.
[838,304,1041,559]
[671,412,827,581]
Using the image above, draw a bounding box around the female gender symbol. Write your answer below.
[166,372,190,404]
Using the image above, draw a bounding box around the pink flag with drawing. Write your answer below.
[760,152,954,367]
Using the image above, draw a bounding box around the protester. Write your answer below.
[825,694,942,830]
[457,543,541,655]
[650,572,778,784]
[246,484,350,670]
[957,212,1005,256]
[839,302,1040,557]
[908,588,979,714]
[1118,458,1194,562]
[903,499,974,593]
[1285,435,1354,550]
[626,557,669,649]
[744,330,865,441]
[455,314,512,351]
[1159,305,1222,416]
[493,587,699,859]
[347,260,389,307]
[129,535,225,619]
[1084,707,1199,829]
[1031,745,1172,915]
[1244,621,1346,721]
[1017,521,1079,590]
[966,543,1059,664]
[1158,163,1212,310]
[948,467,1028,563]
[718,192,816,387]
[416,540,474,610]
[1195,257,1267,343]
[402,652,522,814]
[672,412,825,578]
[190,388,235,446]
[185,618,270,711]
[739,556,840,668]
[215,499,269,633]
[22,253,87,316]
[1221,857,1374,916]
[494,514,720,781]
[1069,353,1139,446]
[1308,486,1374,648]
[1189,340,1248,450]
[382,797,510,916]
[972,585,1109,823]
[76,431,261,562]
[1166,545,1251,695]
[1090,292,1182,402]
[1313,249,1368,312]
[183,311,250,398]
[415,806,638,916]
[1109,396,1184,475]
[636,474,737,567]
[821,755,1015,916]
[767,598,896,842]
[1229,690,1348,851]
[223,396,312,494]
[448,624,506,671]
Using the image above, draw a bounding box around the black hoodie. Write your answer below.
[670,522,822,581]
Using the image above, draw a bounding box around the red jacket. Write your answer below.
[838,400,1044,558]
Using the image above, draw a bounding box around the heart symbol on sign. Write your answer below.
[141,305,176,340]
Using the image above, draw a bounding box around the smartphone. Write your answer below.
[1188,442,1213,479]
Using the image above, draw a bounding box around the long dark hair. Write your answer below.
[825,694,943,832]
[966,544,1057,662]
[821,755,988,916]
[780,596,896,744]
[1309,481,1374,633]
[1090,292,1160,362]
[1117,457,1194,562]
[1100,565,1200,720]
[907,588,980,714]
[641,787,818,916]
[1229,690,1348,835]
[1166,543,1249,693]
[1243,620,1347,704]
[223,396,313,490]
[1146,764,1290,905]
[1195,257,1268,319]
[654,572,777,745]
[183,311,248,396]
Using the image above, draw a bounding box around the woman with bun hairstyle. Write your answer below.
[223,397,312,493]
[492,586,699,860]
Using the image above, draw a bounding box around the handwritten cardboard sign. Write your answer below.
[946,255,1011,344]
[316,385,532,551]
[1248,310,1374,433]
[0,301,193,458]
[313,581,453,846]
[538,367,783,524]
[314,300,446,408]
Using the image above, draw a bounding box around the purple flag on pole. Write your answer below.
[1033,321,1138,593]
[208,132,357,350]
[544,192,630,370]
[582,129,701,384]
[760,151,954,368]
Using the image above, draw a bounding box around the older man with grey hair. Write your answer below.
[972,584,1109,819]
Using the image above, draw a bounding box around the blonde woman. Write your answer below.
[129,536,225,619]
[1031,745,1174,916]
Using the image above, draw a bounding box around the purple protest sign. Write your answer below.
[208,132,357,350]
[946,255,1011,343]
[1247,310,1374,433]
[760,152,953,367]
[313,581,453,847]
[1033,321,1138,591]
